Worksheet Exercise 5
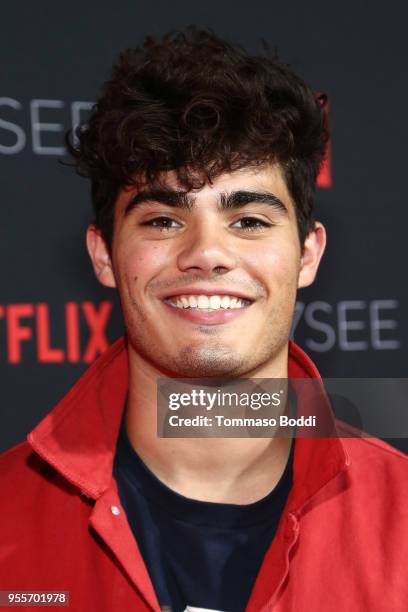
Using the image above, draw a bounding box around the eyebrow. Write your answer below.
[124,189,192,215]
[220,190,288,213]
[124,188,288,216]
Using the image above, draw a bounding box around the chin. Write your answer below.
[164,346,246,378]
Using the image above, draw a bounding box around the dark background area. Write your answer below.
[1,1,406,452]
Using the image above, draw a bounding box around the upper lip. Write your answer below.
[159,287,255,301]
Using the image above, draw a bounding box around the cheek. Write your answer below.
[242,239,300,284]
[116,240,169,284]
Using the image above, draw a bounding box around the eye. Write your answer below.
[140,216,182,231]
[231,216,272,232]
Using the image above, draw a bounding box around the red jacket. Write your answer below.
[1,336,407,611]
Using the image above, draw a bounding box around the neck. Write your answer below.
[125,344,292,504]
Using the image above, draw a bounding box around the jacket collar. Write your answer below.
[28,336,350,511]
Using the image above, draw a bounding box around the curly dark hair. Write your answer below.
[66,27,328,252]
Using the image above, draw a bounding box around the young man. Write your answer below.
[0,28,407,612]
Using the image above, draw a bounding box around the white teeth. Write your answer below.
[209,295,221,309]
[167,294,250,310]
[197,295,209,309]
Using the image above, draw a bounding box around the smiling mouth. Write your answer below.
[163,294,253,311]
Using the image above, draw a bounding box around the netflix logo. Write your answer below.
[317,143,331,188]
[317,100,331,188]
[0,301,114,364]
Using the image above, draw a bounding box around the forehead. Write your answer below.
[115,163,295,215]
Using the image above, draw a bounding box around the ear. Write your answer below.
[298,222,327,289]
[86,225,117,288]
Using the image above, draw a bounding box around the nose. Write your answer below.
[176,218,237,275]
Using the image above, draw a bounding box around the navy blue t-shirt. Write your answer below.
[113,419,294,612]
